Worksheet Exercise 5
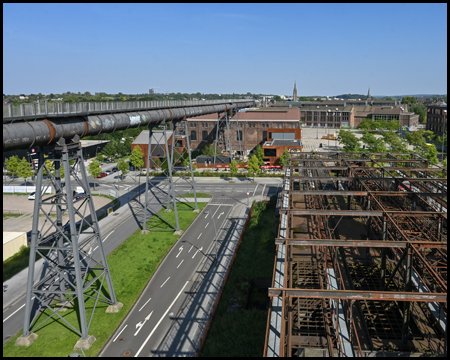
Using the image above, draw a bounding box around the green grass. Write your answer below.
[3,202,206,357]
[200,197,277,357]
[3,245,34,282]
[3,213,22,218]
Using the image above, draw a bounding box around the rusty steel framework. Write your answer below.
[264,152,447,357]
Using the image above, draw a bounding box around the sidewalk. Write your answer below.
[154,198,255,356]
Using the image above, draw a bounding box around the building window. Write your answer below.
[202,130,208,141]
[263,131,267,141]
[191,131,197,141]
[237,131,242,141]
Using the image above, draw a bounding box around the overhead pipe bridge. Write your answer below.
[3,101,256,151]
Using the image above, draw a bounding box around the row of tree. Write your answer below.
[337,129,441,164]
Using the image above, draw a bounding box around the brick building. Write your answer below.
[131,130,186,168]
[186,108,301,156]
[426,103,447,136]
[262,128,302,165]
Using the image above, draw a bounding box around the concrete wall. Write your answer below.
[3,232,27,261]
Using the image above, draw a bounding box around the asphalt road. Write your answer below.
[100,202,232,357]
[2,179,281,348]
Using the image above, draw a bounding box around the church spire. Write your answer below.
[293,81,298,102]
[367,87,371,102]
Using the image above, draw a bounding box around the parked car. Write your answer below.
[112,167,118,172]
[97,172,107,178]
[28,192,36,200]
[105,170,111,175]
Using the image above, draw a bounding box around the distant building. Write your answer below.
[426,102,447,136]
[149,88,155,95]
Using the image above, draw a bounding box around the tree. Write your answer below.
[279,149,290,167]
[373,119,388,130]
[386,120,400,131]
[17,157,33,191]
[357,118,375,130]
[96,153,104,163]
[254,144,265,166]
[410,103,427,124]
[381,132,409,153]
[405,129,438,163]
[361,131,387,153]
[88,160,102,189]
[5,155,20,179]
[402,96,417,105]
[337,130,360,152]
[101,141,117,159]
[117,158,128,180]
[229,159,238,177]
[201,144,218,157]
[130,146,144,171]
[247,155,261,181]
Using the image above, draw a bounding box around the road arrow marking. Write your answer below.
[134,311,153,336]
[176,246,183,258]
[192,246,203,259]
[218,212,224,219]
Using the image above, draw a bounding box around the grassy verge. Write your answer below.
[200,196,277,357]
[3,202,206,357]
[3,213,22,218]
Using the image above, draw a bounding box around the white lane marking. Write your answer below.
[197,233,202,239]
[205,222,209,228]
[113,324,128,342]
[177,259,184,268]
[204,213,209,219]
[93,246,98,251]
[139,297,152,312]
[103,184,112,188]
[188,245,193,253]
[176,246,183,258]
[253,184,259,196]
[160,277,170,288]
[192,246,203,259]
[103,231,114,242]
[134,281,189,357]
[134,311,153,337]
[261,184,266,199]
[217,212,224,219]
[212,206,221,217]
[3,301,28,323]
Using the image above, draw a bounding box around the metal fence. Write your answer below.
[3,99,255,120]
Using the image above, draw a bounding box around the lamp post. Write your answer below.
[442,109,447,163]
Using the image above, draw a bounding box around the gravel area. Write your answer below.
[3,195,114,234]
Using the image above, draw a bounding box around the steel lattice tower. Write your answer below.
[16,138,122,350]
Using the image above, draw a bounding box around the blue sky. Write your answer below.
[3,3,447,96]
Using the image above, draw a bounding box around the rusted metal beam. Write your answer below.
[275,238,447,248]
[279,209,383,216]
[268,288,447,302]
[279,209,446,217]
[291,166,442,172]
[293,176,448,182]
[282,190,368,196]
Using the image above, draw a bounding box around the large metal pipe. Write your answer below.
[3,101,254,151]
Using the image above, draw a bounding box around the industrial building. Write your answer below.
[265,152,447,356]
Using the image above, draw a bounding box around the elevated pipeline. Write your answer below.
[3,101,255,151]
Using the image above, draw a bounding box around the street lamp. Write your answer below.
[442,109,447,163]
[205,210,218,262]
